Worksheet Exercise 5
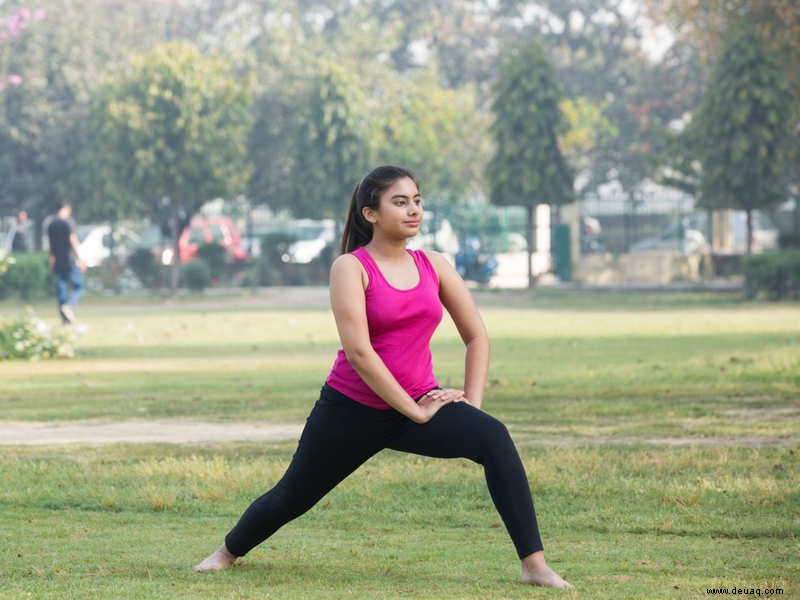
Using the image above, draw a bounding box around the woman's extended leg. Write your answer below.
[194,387,397,570]
[386,402,570,588]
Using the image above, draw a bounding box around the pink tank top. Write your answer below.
[326,247,442,409]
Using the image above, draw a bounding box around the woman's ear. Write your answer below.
[362,206,377,224]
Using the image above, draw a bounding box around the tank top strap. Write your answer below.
[351,246,381,290]
[410,249,439,288]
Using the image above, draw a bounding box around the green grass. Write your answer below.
[0,290,798,599]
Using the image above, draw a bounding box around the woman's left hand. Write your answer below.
[421,388,465,404]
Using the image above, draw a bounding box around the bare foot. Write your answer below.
[520,551,572,589]
[192,543,238,572]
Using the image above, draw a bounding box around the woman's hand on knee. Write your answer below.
[416,388,464,422]
[423,388,465,404]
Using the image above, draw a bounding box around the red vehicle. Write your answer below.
[162,216,249,265]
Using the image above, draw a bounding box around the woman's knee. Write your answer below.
[474,411,511,441]
[463,411,515,460]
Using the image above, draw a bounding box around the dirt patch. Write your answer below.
[516,435,799,448]
[0,420,303,446]
[719,407,800,421]
[1,420,796,447]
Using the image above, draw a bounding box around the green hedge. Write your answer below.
[742,250,800,300]
[196,242,227,277]
[778,232,800,249]
[0,253,49,300]
[180,259,211,292]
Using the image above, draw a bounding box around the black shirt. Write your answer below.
[11,229,27,252]
[47,217,76,273]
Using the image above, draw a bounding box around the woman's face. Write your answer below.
[364,177,423,238]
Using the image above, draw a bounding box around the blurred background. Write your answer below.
[0,0,797,296]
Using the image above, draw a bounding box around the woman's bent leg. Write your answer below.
[387,402,570,587]
[387,402,542,559]
[223,388,395,558]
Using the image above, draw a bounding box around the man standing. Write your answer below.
[4,209,29,253]
[47,201,86,324]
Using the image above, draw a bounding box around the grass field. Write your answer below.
[0,289,798,599]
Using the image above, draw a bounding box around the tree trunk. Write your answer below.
[34,216,44,252]
[108,219,116,262]
[527,204,536,289]
[706,208,714,252]
[170,199,180,293]
[745,208,753,255]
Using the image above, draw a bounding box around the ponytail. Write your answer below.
[339,165,418,255]
[340,181,373,254]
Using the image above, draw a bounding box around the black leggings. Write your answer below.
[225,384,544,560]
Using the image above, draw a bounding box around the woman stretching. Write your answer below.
[193,165,571,589]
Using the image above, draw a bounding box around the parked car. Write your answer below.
[629,222,709,254]
[161,216,249,265]
[280,219,336,264]
[78,224,142,268]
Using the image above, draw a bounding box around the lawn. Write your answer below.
[0,290,798,599]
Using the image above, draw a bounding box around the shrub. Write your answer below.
[244,256,281,287]
[742,250,800,300]
[181,259,211,292]
[246,232,331,287]
[196,242,227,279]
[128,248,164,289]
[0,310,75,360]
[0,252,49,299]
[84,259,142,294]
[778,232,800,249]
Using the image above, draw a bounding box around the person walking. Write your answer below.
[4,209,29,253]
[47,201,86,325]
[193,165,571,589]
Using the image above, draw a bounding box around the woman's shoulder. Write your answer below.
[414,249,451,277]
[330,252,369,288]
[331,252,363,274]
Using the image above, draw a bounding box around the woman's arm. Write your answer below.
[329,254,453,423]
[427,251,490,409]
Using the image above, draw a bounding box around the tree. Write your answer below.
[0,0,168,246]
[370,67,491,201]
[487,38,573,288]
[648,0,800,236]
[92,41,253,289]
[694,23,791,253]
[0,5,46,92]
[286,63,369,219]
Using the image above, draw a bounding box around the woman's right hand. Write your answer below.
[414,389,463,423]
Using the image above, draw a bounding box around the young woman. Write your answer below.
[193,165,571,589]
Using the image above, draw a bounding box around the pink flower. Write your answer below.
[7,74,23,86]
[34,8,46,20]
[7,15,22,36]
[18,8,31,21]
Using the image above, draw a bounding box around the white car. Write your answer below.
[629,225,709,254]
[78,224,141,268]
[282,219,336,264]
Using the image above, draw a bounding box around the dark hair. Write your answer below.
[340,165,418,254]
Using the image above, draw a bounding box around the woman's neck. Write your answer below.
[365,235,408,260]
